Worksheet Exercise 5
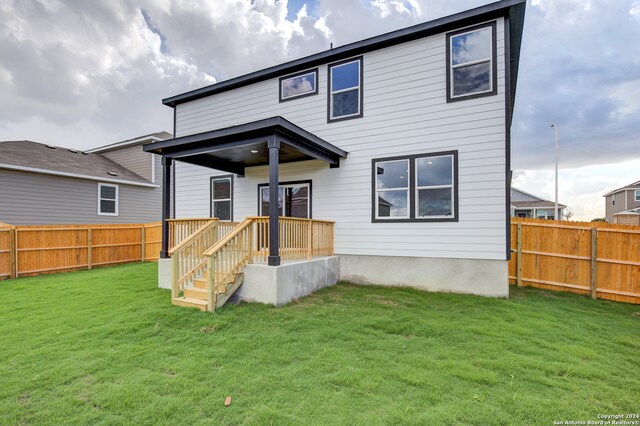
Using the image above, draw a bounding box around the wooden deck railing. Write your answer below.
[167,218,214,251]
[169,220,218,299]
[203,219,255,310]
[170,216,335,311]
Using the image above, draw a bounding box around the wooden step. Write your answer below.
[184,287,207,301]
[172,297,207,311]
[193,278,207,289]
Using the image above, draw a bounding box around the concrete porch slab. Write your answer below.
[233,256,339,306]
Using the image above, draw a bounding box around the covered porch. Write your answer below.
[143,116,347,311]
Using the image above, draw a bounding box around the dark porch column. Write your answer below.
[160,155,173,259]
[267,137,280,266]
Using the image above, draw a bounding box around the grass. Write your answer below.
[0,263,638,425]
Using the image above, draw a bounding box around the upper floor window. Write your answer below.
[635,190,640,202]
[279,69,318,102]
[328,57,363,122]
[98,183,118,216]
[612,194,616,206]
[372,151,458,222]
[446,22,497,102]
[211,176,233,221]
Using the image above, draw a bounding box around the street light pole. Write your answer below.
[550,123,559,222]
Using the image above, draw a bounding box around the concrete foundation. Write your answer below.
[339,255,508,298]
[157,254,507,303]
[158,258,171,290]
[234,256,340,306]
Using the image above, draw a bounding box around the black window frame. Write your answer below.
[210,174,234,221]
[371,151,459,223]
[257,179,313,219]
[446,21,497,103]
[279,68,319,102]
[327,56,364,123]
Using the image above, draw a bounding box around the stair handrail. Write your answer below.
[170,219,219,299]
[203,218,255,311]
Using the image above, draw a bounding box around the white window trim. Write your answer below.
[280,70,317,101]
[449,25,494,99]
[612,193,616,206]
[415,154,455,219]
[374,159,410,220]
[97,183,119,216]
[211,177,232,222]
[329,59,362,120]
[635,190,640,202]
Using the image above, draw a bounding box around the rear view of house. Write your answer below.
[0,132,171,225]
[144,0,527,310]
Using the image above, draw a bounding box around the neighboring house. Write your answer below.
[603,180,640,223]
[510,187,566,220]
[145,0,526,301]
[612,207,640,226]
[0,132,171,225]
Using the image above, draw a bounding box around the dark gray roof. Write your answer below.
[512,201,567,209]
[0,140,154,186]
[162,0,526,108]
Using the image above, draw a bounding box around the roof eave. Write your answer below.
[0,163,158,188]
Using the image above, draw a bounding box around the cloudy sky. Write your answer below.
[1,0,638,220]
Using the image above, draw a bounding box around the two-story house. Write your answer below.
[510,187,566,220]
[144,0,527,310]
[604,179,640,224]
[0,132,171,225]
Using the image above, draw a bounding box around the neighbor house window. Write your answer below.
[328,57,363,121]
[612,194,616,206]
[373,151,458,222]
[98,183,118,216]
[279,69,318,101]
[635,190,640,202]
[210,176,233,221]
[446,22,497,102]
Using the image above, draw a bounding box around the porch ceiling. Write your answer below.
[143,116,348,176]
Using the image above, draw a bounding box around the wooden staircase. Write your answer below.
[172,270,244,311]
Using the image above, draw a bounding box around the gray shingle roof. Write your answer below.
[512,201,567,209]
[0,140,154,186]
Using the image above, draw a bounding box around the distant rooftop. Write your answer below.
[0,140,156,187]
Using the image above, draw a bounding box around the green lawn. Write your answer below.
[0,263,638,425]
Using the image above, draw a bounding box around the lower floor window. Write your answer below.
[211,175,233,221]
[372,151,458,222]
[259,181,311,219]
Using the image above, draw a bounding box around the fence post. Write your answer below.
[13,228,18,278]
[141,226,146,262]
[516,222,523,287]
[9,227,16,279]
[590,227,597,300]
[87,228,92,270]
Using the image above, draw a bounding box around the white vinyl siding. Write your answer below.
[174,18,507,261]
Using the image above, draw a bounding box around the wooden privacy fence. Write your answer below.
[0,222,161,279]
[509,218,640,304]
